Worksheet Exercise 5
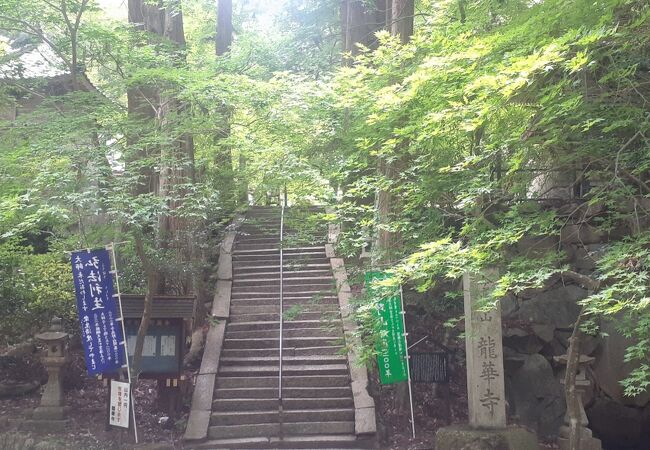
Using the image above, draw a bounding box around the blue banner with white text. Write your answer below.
[71,249,125,375]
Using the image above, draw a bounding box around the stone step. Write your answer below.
[236,236,281,243]
[235,241,326,251]
[213,386,352,400]
[223,336,341,350]
[226,320,333,332]
[233,276,334,285]
[225,327,342,339]
[210,408,354,426]
[220,346,345,358]
[230,310,341,323]
[218,364,349,378]
[229,311,340,322]
[235,263,330,271]
[235,271,334,286]
[208,420,354,440]
[230,291,337,300]
[233,255,329,264]
[212,397,354,412]
[232,269,333,278]
[231,284,336,294]
[229,304,340,316]
[219,355,346,367]
[216,375,351,389]
[233,246,325,255]
[191,434,370,449]
[230,297,339,306]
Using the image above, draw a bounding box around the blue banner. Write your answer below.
[71,249,125,375]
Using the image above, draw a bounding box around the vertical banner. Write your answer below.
[367,271,408,384]
[71,249,125,375]
[109,380,131,428]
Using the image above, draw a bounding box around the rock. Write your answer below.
[459,435,508,450]
[503,329,544,354]
[560,224,604,245]
[552,330,599,356]
[517,274,561,299]
[592,320,650,407]
[587,397,648,449]
[531,324,555,343]
[516,285,586,329]
[435,425,538,450]
[0,380,41,399]
[500,294,519,318]
[507,354,565,437]
[516,236,560,259]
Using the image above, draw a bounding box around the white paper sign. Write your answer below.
[143,335,156,357]
[160,335,176,356]
[127,335,136,355]
[109,380,130,428]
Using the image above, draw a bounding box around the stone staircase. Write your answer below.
[191,206,374,449]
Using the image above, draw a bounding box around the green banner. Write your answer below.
[367,271,408,385]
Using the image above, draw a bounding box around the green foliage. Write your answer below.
[1,0,649,398]
[0,239,76,342]
[324,0,650,395]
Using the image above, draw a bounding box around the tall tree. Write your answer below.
[391,0,414,43]
[216,0,233,55]
[340,0,385,64]
[214,0,238,207]
[126,0,194,378]
[373,0,413,265]
[373,0,414,415]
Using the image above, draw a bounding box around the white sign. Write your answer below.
[143,335,156,357]
[109,380,130,428]
[160,335,176,356]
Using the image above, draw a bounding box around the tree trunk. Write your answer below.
[131,233,159,378]
[373,0,414,414]
[341,0,385,65]
[216,0,233,56]
[391,0,414,43]
[214,0,236,209]
[127,0,195,374]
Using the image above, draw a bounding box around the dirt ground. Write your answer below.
[0,375,187,449]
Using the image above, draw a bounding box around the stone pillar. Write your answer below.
[435,272,539,450]
[463,271,507,428]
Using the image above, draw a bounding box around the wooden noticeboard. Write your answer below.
[106,295,194,379]
[125,319,183,376]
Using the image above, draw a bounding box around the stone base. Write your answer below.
[435,425,539,450]
[31,406,67,421]
[557,425,602,450]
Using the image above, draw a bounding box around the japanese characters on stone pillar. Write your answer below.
[463,271,507,428]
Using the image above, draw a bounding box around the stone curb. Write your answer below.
[183,216,243,442]
[327,222,377,436]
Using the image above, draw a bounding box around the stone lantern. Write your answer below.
[31,317,69,424]
[554,353,602,450]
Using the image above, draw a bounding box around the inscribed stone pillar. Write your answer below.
[463,271,507,428]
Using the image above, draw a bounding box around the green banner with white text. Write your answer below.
[366,271,408,385]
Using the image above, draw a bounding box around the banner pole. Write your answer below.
[107,243,139,444]
[400,285,416,439]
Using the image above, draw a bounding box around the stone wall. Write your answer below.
[499,232,650,448]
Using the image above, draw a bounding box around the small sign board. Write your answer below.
[124,319,183,376]
[109,380,130,428]
[367,271,408,385]
[410,352,449,383]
